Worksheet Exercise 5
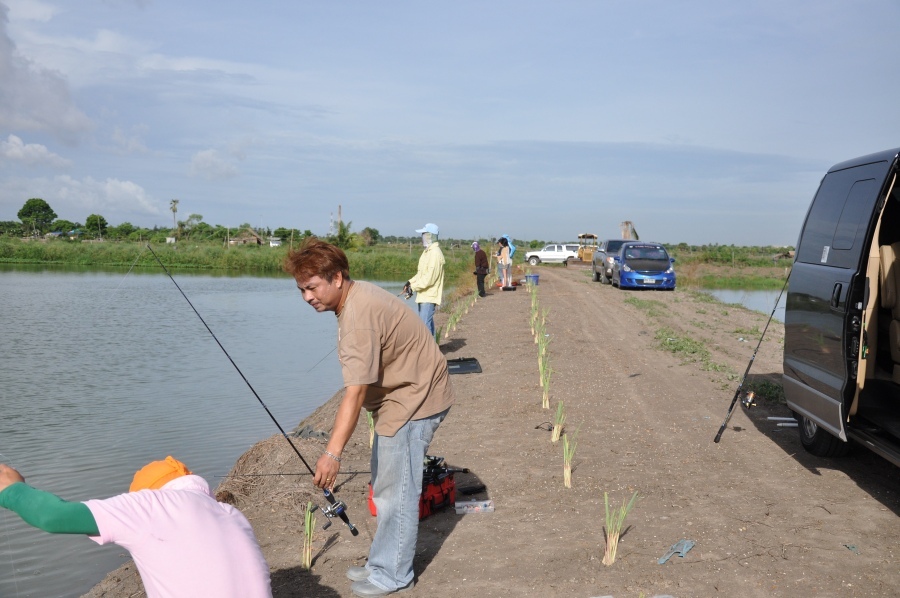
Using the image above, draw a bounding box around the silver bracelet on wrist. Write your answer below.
[323,450,342,463]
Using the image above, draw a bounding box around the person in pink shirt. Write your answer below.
[0,456,271,598]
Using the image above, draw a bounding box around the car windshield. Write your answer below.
[607,240,626,252]
[623,246,668,261]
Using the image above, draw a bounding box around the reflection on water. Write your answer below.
[0,267,408,598]
[703,288,786,322]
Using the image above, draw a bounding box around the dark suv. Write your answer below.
[784,147,900,466]
[592,239,627,283]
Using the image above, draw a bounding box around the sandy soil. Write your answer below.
[85,265,900,598]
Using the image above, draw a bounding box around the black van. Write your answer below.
[784,147,900,466]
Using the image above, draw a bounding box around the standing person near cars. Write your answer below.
[472,241,488,297]
[285,238,454,597]
[0,457,272,598]
[402,223,445,336]
[498,237,511,288]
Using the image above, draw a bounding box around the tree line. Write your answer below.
[3,198,794,266]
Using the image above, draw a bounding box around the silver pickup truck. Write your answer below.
[591,239,628,284]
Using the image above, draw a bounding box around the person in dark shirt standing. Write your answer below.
[472,241,488,297]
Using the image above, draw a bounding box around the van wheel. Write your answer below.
[528,257,540,266]
[798,415,851,457]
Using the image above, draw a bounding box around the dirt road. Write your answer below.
[86,266,900,598]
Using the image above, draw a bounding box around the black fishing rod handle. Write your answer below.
[713,424,726,443]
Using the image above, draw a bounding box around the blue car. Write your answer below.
[612,242,676,290]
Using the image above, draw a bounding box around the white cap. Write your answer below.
[415,223,439,235]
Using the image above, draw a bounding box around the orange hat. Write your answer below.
[129,456,192,492]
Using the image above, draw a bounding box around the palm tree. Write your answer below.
[330,220,354,249]
[170,199,179,240]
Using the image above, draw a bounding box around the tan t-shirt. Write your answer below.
[337,281,454,437]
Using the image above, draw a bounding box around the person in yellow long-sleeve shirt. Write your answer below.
[403,223,445,336]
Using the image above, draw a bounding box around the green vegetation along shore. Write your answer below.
[0,237,476,290]
[0,236,793,290]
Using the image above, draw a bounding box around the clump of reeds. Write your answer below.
[551,401,565,442]
[539,355,552,409]
[538,325,550,357]
[302,501,316,570]
[366,411,375,448]
[562,429,578,488]
[602,490,639,566]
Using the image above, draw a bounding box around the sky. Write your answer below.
[1,0,899,246]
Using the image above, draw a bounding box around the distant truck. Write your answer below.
[525,243,578,266]
[591,239,628,283]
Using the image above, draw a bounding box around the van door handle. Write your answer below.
[831,283,843,308]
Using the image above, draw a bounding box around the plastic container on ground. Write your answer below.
[525,274,539,285]
[454,499,494,514]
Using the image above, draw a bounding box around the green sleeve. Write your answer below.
[0,482,100,535]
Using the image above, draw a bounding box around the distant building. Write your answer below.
[229,227,264,246]
[165,237,176,244]
[269,237,282,247]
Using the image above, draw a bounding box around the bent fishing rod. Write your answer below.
[713,269,791,444]
[146,245,358,536]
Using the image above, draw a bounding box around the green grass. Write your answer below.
[655,326,730,373]
[692,274,788,290]
[688,290,720,304]
[745,379,786,404]
[623,297,667,318]
[732,325,762,338]
[0,237,474,289]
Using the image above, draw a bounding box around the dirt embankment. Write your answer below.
[85,266,900,598]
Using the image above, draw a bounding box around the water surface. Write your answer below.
[0,266,406,597]
[702,288,786,322]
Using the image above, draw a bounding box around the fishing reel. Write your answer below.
[314,490,359,535]
[400,282,413,300]
[422,455,469,483]
[740,390,757,409]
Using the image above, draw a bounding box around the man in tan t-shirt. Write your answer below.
[284,238,453,597]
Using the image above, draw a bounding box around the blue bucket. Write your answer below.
[525,274,539,286]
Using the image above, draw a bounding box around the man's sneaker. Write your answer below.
[350,579,414,596]
[346,566,370,582]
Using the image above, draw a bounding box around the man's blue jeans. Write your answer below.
[366,408,449,591]
[417,302,436,336]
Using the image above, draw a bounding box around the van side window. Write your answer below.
[797,162,886,268]
[833,179,877,250]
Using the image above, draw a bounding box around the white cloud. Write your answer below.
[3,0,58,22]
[0,134,71,168]
[53,175,160,215]
[0,174,161,222]
[189,149,239,180]
[0,3,92,141]
[110,126,148,154]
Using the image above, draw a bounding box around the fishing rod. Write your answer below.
[146,245,358,536]
[713,269,791,444]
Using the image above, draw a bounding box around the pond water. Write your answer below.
[702,288,787,322]
[0,266,408,598]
